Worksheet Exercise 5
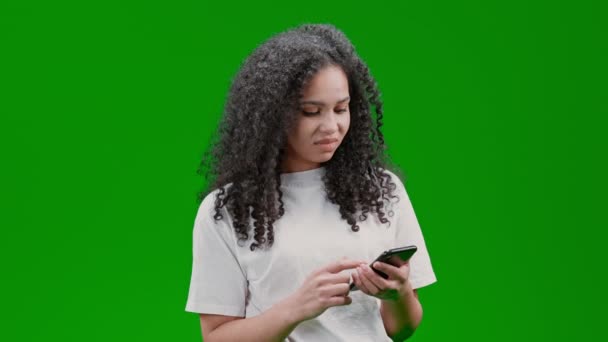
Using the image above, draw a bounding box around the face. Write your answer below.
[282,65,351,173]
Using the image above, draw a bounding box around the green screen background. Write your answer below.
[2,0,606,341]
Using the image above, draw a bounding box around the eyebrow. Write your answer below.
[299,96,350,106]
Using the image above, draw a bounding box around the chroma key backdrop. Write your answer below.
[1,0,606,341]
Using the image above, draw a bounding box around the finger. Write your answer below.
[351,271,363,292]
[327,295,352,307]
[322,259,366,274]
[363,264,391,290]
[329,271,354,284]
[316,271,354,286]
[357,266,380,295]
[322,283,351,297]
[372,261,406,281]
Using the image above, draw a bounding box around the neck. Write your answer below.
[281,159,321,174]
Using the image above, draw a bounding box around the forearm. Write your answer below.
[380,280,423,340]
[205,300,301,342]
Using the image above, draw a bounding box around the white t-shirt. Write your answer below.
[185,166,437,341]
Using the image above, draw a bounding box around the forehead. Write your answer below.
[300,65,350,102]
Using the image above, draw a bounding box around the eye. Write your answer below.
[302,109,320,115]
[335,108,348,113]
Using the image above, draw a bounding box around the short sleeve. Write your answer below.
[185,190,248,316]
[386,170,438,290]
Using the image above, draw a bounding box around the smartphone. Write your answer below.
[349,245,417,291]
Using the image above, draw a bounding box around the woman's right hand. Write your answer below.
[278,258,366,323]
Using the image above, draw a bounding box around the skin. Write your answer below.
[352,258,423,339]
[199,65,423,341]
[281,64,351,173]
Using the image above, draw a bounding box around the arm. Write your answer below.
[198,259,364,342]
[378,173,436,339]
[352,261,424,341]
[379,283,423,341]
[199,298,300,342]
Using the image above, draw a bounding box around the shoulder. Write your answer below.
[381,168,407,195]
[198,182,234,210]
[379,168,415,216]
[191,184,242,250]
[195,183,234,228]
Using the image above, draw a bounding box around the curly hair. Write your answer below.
[196,23,403,251]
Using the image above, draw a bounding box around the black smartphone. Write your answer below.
[349,245,417,291]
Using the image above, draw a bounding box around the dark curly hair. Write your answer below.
[196,23,404,251]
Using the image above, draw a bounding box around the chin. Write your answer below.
[316,153,335,162]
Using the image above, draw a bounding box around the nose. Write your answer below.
[319,112,339,134]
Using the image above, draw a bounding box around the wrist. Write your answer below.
[383,279,415,304]
[400,279,414,298]
[273,295,305,327]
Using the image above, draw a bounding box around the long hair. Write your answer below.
[197,23,402,251]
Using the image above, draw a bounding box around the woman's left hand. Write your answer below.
[352,258,411,301]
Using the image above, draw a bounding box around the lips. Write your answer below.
[315,138,339,145]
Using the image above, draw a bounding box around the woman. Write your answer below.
[185,23,437,341]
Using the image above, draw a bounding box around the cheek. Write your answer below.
[295,120,316,140]
[288,123,313,150]
[340,114,351,132]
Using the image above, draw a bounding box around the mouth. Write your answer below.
[315,139,339,152]
[314,138,339,145]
